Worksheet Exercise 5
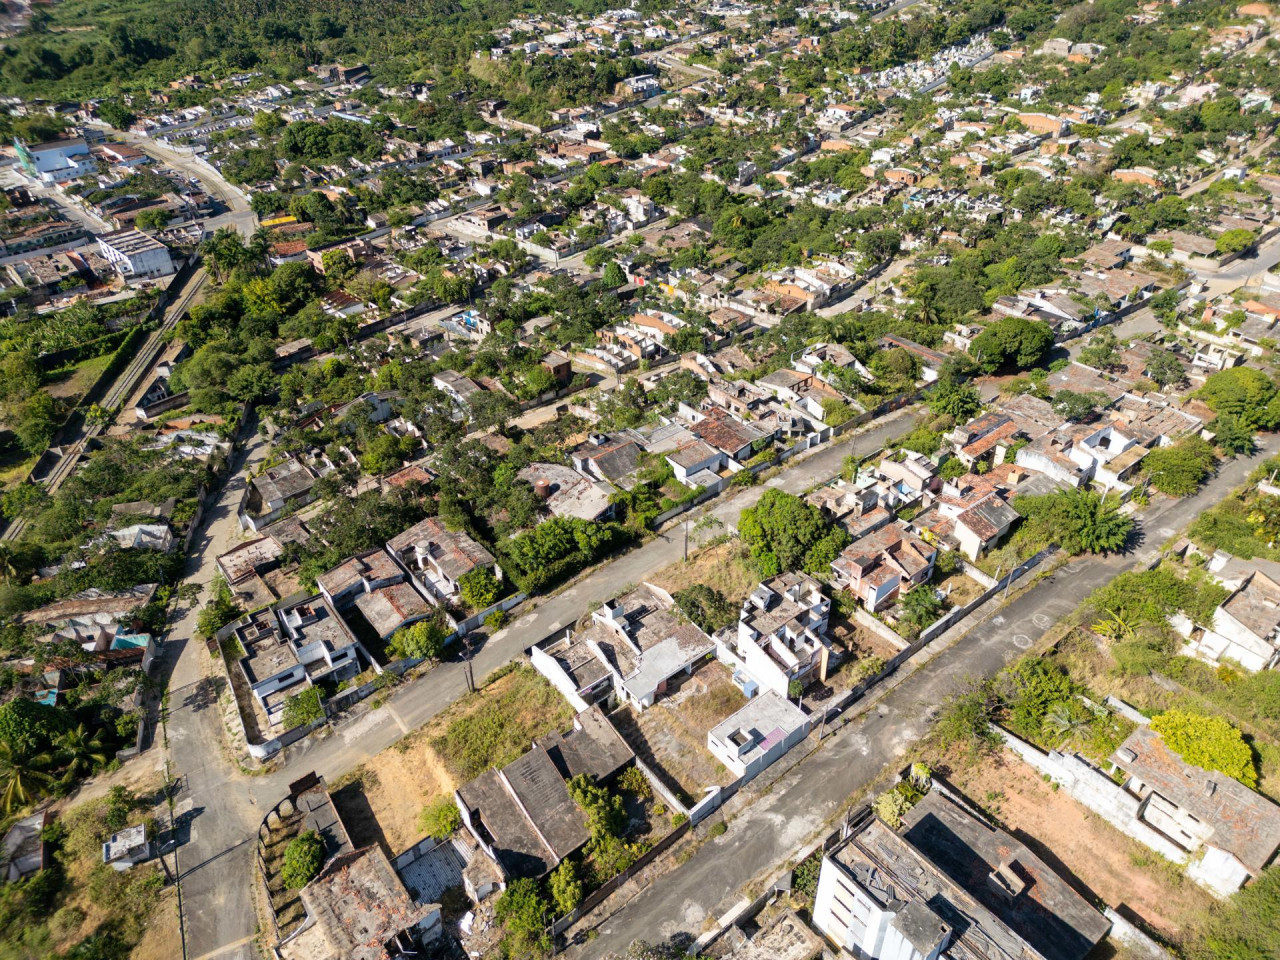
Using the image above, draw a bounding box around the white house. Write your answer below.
[707,691,811,782]
[97,229,176,280]
[717,572,831,698]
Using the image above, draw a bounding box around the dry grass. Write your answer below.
[261,814,307,935]
[651,539,759,608]
[129,888,182,960]
[613,661,744,804]
[331,665,574,857]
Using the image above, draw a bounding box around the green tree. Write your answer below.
[969,317,1054,374]
[134,208,170,232]
[900,585,943,631]
[320,249,357,286]
[418,796,462,840]
[458,566,501,611]
[197,578,242,639]
[1216,229,1256,256]
[1052,389,1106,423]
[1014,487,1133,555]
[738,489,849,576]
[549,858,584,916]
[1077,329,1123,370]
[601,260,626,288]
[281,830,326,889]
[1145,350,1185,389]
[1197,368,1280,429]
[927,380,981,421]
[672,584,735,634]
[1150,709,1257,788]
[54,723,108,784]
[13,392,58,455]
[0,741,53,814]
[0,697,70,755]
[281,688,324,730]
[388,615,450,661]
[1211,415,1256,456]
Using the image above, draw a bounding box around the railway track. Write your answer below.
[1,266,209,542]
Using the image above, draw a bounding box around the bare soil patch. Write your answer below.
[612,661,745,805]
[942,746,1214,946]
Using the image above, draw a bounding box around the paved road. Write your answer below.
[158,395,927,960]
[571,437,1277,958]
[159,430,271,960]
[109,128,258,239]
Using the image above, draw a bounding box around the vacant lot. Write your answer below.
[613,661,745,805]
[651,538,759,609]
[943,746,1215,946]
[332,664,575,854]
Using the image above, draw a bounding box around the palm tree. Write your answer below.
[55,723,109,784]
[1042,702,1087,741]
[0,741,54,815]
[0,543,18,583]
[248,226,272,268]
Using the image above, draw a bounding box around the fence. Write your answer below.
[918,545,1056,643]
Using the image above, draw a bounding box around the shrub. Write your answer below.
[549,858,583,916]
[281,830,326,889]
[282,688,324,730]
[494,877,551,958]
[872,787,915,828]
[672,583,736,634]
[792,851,823,900]
[388,615,450,661]
[418,797,461,840]
[707,821,727,838]
[458,566,502,611]
[618,765,652,800]
[1149,709,1257,788]
[1144,435,1215,497]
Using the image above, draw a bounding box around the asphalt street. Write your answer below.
[570,436,1277,957]
[159,399,922,960]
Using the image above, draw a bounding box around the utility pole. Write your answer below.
[684,515,689,561]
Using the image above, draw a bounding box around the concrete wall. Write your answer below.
[995,726,1189,864]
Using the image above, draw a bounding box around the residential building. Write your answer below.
[518,462,614,522]
[718,573,832,698]
[1110,726,1280,895]
[533,583,715,710]
[831,521,937,612]
[1,812,49,883]
[97,229,176,280]
[386,517,501,601]
[707,690,811,781]
[233,600,360,723]
[15,138,95,184]
[281,815,443,960]
[456,706,632,879]
[811,790,1110,960]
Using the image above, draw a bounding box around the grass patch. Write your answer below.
[430,663,575,781]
